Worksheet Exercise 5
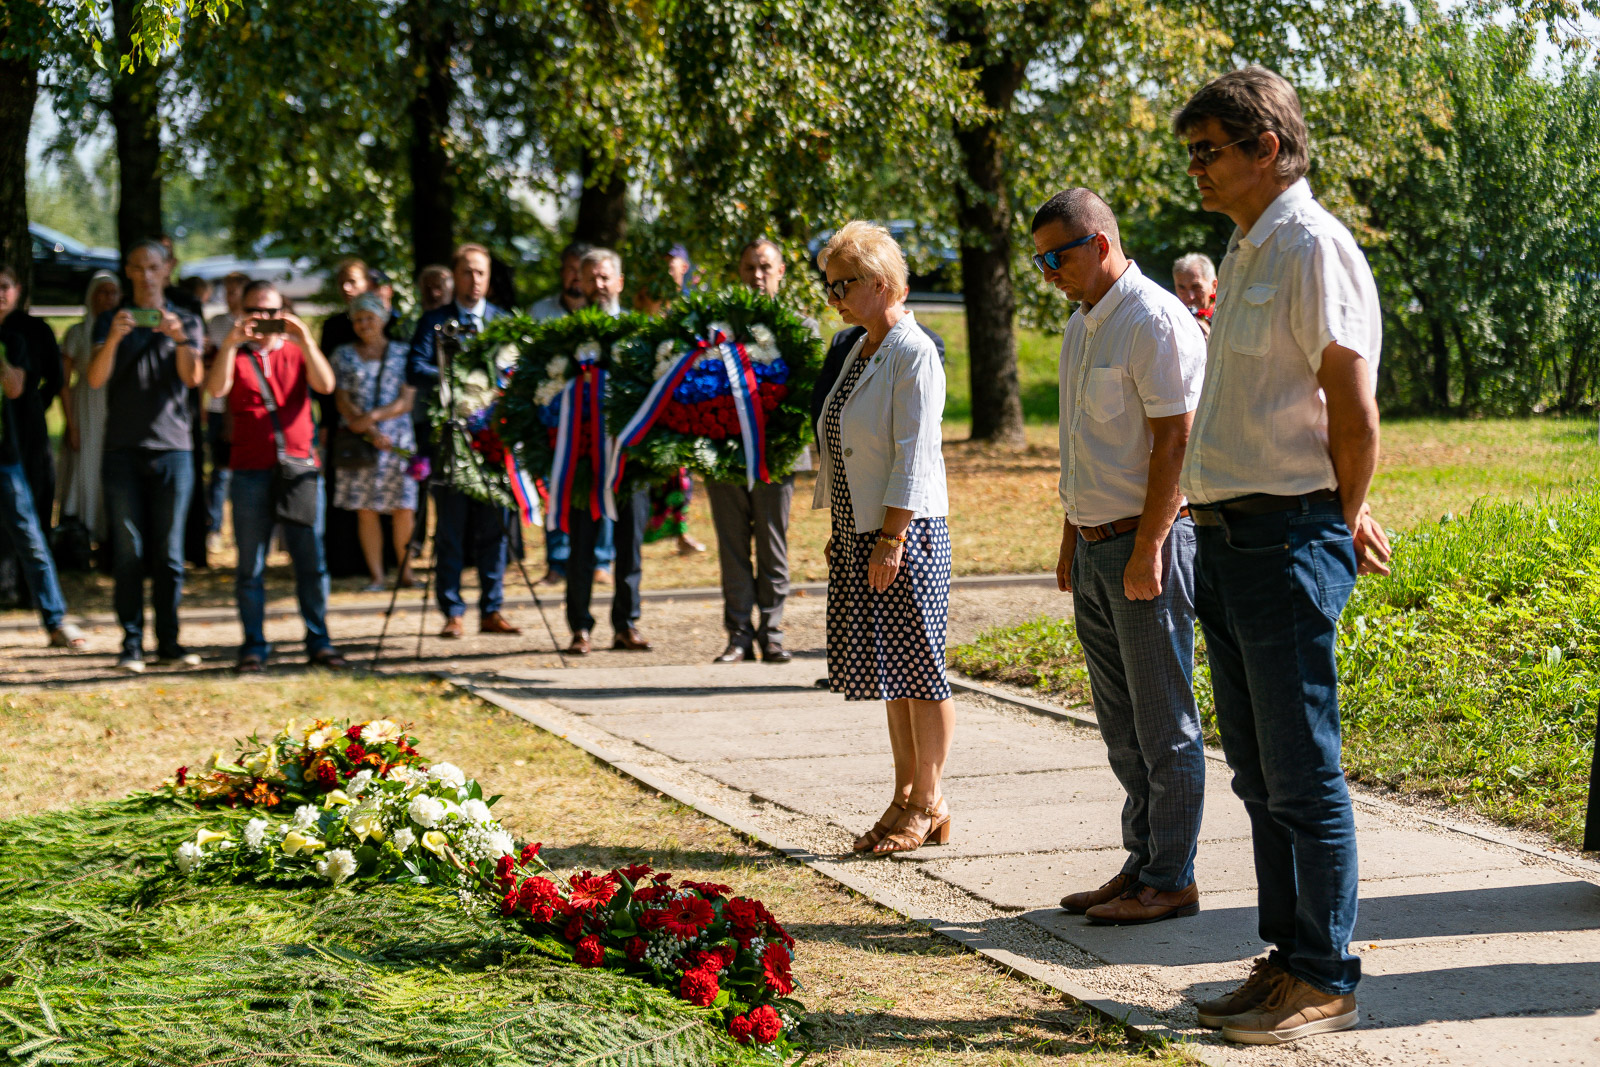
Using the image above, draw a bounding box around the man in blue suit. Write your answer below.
[407,243,521,639]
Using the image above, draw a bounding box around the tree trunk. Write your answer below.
[0,56,37,304]
[947,6,1025,449]
[574,150,628,250]
[407,3,457,271]
[1428,311,1450,412]
[108,0,164,259]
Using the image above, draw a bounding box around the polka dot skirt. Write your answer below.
[823,349,953,702]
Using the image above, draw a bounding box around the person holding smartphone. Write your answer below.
[89,240,207,673]
[206,280,344,672]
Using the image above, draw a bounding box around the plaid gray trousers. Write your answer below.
[1070,517,1205,891]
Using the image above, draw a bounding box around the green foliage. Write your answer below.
[950,485,1600,846]
[0,800,764,1066]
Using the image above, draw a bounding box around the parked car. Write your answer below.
[29,224,121,306]
[808,220,962,301]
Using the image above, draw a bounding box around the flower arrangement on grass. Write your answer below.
[427,318,540,519]
[495,308,650,531]
[157,723,806,1057]
[605,288,822,491]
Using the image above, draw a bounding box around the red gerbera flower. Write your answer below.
[567,871,619,912]
[614,862,653,884]
[649,896,716,939]
[680,880,732,898]
[574,936,604,968]
[748,1004,783,1044]
[761,942,794,995]
[678,968,719,1007]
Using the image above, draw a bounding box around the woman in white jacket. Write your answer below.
[815,221,954,856]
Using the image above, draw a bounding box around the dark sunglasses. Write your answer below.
[824,277,860,301]
[1186,138,1252,167]
[1031,232,1100,273]
[243,306,282,315]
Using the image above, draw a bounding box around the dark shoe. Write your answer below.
[567,630,592,655]
[309,648,347,670]
[439,616,464,639]
[714,643,756,663]
[613,627,652,651]
[1085,881,1199,926]
[1196,958,1288,1029]
[479,611,522,635]
[156,647,202,668]
[1059,871,1136,915]
[235,655,264,674]
[761,642,793,664]
[1221,973,1357,1045]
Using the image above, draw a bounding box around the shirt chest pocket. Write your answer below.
[1230,283,1277,356]
[1085,367,1126,423]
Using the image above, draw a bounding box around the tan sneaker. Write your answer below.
[1221,972,1357,1044]
[1195,958,1286,1028]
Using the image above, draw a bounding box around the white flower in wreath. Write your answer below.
[175,841,203,874]
[391,827,417,852]
[460,798,493,825]
[408,795,446,828]
[316,848,358,886]
[533,377,566,409]
[429,762,467,788]
[545,354,569,380]
[453,370,496,418]
[361,719,403,745]
[243,818,270,852]
[574,340,602,364]
[291,804,320,830]
[654,340,681,380]
[746,323,780,365]
[485,829,516,857]
[494,343,519,373]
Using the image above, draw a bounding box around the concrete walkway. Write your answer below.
[463,658,1600,1067]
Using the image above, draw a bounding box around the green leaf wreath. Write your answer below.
[606,288,823,487]
[427,316,528,511]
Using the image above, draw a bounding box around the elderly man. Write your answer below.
[699,237,813,664]
[562,247,650,654]
[1174,67,1391,1045]
[407,243,521,640]
[1032,190,1208,926]
[90,240,207,671]
[1172,253,1218,337]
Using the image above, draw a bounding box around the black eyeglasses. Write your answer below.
[1186,138,1252,167]
[243,306,282,315]
[824,277,860,301]
[1031,232,1100,273]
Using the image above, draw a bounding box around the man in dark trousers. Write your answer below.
[0,266,64,606]
[406,243,520,639]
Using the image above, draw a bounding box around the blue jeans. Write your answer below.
[230,468,333,661]
[433,486,508,619]
[1071,518,1205,891]
[102,448,193,656]
[206,412,231,534]
[1193,497,1360,995]
[0,462,67,631]
[545,519,614,576]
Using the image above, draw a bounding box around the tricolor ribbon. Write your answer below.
[606,326,771,517]
[548,359,609,533]
[504,447,542,528]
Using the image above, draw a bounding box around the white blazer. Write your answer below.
[812,311,949,532]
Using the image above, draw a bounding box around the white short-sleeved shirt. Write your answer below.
[1058,262,1207,527]
[1180,179,1382,505]
[528,294,569,322]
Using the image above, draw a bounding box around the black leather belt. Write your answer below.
[1189,489,1339,526]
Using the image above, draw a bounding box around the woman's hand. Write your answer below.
[867,539,905,592]
[347,413,375,434]
[824,536,833,567]
[371,432,393,451]
[67,423,81,451]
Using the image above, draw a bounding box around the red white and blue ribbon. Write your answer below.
[548,359,609,533]
[718,338,771,489]
[504,447,542,527]
[604,333,711,518]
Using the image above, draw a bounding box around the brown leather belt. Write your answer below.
[1188,488,1340,526]
[1079,506,1191,543]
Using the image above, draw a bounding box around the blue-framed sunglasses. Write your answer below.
[1031,231,1100,273]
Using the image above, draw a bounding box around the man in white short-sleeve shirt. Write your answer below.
[1033,188,1209,927]
[1172,66,1393,1047]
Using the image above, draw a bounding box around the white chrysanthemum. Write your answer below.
[175,841,203,874]
[533,378,565,408]
[545,355,568,380]
[304,730,331,751]
[748,324,775,348]
[388,764,425,785]
[408,795,445,828]
[428,762,466,788]
[243,818,270,851]
[707,320,734,342]
[316,848,358,886]
[291,804,319,830]
[486,829,516,857]
[574,340,601,364]
[361,719,402,744]
[392,827,417,852]
[495,344,519,371]
[348,769,375,795]
[655,340,675,361]
[460,798,493,824]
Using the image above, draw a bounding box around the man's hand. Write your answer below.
[0,365,24,401]
[67,423,81,451]
[1124,542,1164,600]
[158,311,188,343]
[282,312,313,345]
[1056,534,1076,593]
[1349,501,1392,577]
[107,309,136,344]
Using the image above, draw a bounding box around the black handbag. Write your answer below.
[331,348,388,470]
[244,351,321,527]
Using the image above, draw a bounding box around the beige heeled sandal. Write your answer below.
[853,798,908,853]
[873,797,951,855]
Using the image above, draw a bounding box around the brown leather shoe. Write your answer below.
[1084,881,1199,926]
[613,627,652,651]
[1221,973,1357,1045]
[439,616,464,639]
[714,643,756,663]
[761,642,793,664]
[1059,871,1136,915]
[479,611,522,635]
[1196,958,1288,1028]
[567,630,592,655]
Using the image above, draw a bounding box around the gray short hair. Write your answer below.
[580,248,622,274]
[126,239,170,265]
[1172,253,1216,281]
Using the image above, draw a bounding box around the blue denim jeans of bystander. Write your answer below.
[102,448,193,657]
[0,462,68,631]
[1193,496,1360,995]
[230,468,333,662]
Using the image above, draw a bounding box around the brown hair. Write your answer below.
[1173,66,1310,184]
[452,243,491,268]
[333,257,371,282]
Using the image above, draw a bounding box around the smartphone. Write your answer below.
[255,318,287,334]
[130,308,162,328]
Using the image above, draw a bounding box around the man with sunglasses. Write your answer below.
[1032,189,1208,929]
[1173,67,1391,1045]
